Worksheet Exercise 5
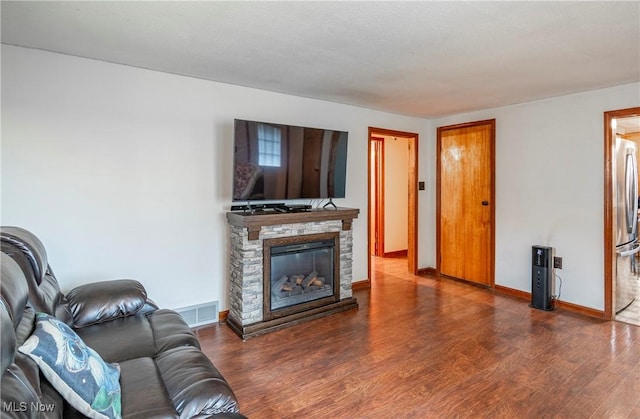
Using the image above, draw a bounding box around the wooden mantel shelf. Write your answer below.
[226,207,359,240]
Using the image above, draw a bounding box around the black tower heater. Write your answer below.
[531,246,555,311]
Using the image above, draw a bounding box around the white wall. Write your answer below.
[431,83,640,310]
[0,45,429,310]
[3,45,638,313]
[382,135,409,253]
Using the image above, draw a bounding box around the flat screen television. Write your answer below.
[232,119,348,202]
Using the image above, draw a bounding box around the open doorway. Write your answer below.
[367,127,418,283]
[604,107,640,326]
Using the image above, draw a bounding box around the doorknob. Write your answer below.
[482,201,489,206]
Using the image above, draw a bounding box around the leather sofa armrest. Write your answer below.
[65,279,158,328]
[156,346,242,417]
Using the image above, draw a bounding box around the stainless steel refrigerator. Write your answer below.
[615,137,638,314]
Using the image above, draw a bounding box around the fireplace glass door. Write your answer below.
[265,233,339,318]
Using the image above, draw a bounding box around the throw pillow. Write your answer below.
[18,312,122,419]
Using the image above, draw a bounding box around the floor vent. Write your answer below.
[175,301,219,327]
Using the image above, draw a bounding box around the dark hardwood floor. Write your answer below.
[195,257,640,418]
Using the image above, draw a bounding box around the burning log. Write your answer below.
[274,275,290,293]
[270,270,335,311]
[272,271,331,302]
[281,282,295,291]
[302,271,318,289]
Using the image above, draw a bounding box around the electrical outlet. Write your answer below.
[554,256,563,269]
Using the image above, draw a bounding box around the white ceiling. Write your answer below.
[2,1,639,118]
[617,116,640,133]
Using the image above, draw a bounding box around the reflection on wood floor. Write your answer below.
[195,256,640,418]
[617,298,640,326]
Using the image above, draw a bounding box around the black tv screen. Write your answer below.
[232,119,348,202]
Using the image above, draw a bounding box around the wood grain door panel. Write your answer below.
[438,120,495,286]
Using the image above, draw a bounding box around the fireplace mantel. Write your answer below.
[226,207,359,240]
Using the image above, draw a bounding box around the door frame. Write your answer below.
[367,127,419,280]
[370,137,385,257]
[604,107,640,320]
[436,119,496,286]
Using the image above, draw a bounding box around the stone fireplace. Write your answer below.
[226,208,359,339]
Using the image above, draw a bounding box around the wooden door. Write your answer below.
[437,120,495,286]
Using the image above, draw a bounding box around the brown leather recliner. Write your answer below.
[0,227,246,418]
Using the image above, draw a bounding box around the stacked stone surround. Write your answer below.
[229,219,353,326]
